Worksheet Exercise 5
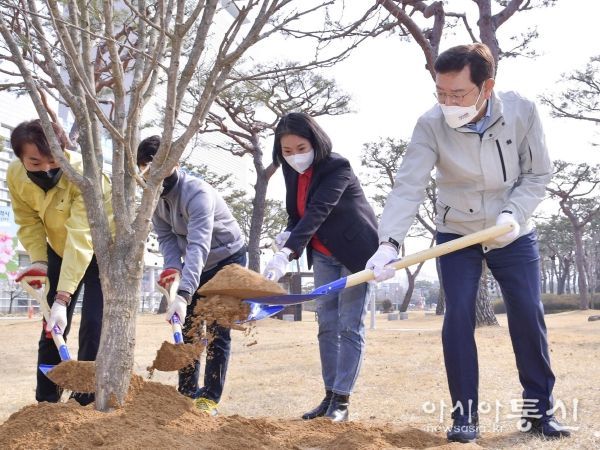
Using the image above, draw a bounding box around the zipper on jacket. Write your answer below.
[495,140,507,182]
[442,205,450,225]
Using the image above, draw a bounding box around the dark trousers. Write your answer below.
[178,248,247,402]
[37,246,103,406]
[437,231,555,418]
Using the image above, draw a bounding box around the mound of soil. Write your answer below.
[198,264,285,298]
[0,377,477,449]
[46,360,96,393]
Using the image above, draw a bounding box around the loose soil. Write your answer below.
[0,375,470,450]
[197,264,285,298]
[192,294,252,331]
[147,341,205,374]
[1,311,598,449]
[46,360,96,393]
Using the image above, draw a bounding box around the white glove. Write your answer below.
[46,301,67,333]
[273,231,291,251]
[166,294,188,324]
[495,212,520,245]
[365,244,398,282]
[263,249,291,282]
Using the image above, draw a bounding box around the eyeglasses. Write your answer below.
[433,85,479,104]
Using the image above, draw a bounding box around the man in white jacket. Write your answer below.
[366,43,570,442]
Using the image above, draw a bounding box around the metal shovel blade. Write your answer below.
[244,303,285,321]
[243,277,349,306]
[39,364,55,375]
[243,293,324,306]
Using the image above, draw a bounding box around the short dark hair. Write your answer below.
[434,43,496,87]
[272,112,332,167]
[10,119,68,159]
[137,135,161,166]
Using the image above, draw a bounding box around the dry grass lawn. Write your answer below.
[1,309,599,449]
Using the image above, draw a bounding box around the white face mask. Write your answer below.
[439,88,485,129]
[283,149,314,174]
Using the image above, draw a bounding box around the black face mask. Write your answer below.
[26,167,63,192]
[161,169,179,196]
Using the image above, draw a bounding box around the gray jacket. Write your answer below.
[152,169,244,294]
[379,91,552,251]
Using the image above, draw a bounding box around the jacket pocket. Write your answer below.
[492,135,520,183]
[495,140,507,182]
[436,191,482,225]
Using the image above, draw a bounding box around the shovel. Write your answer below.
[21,278,97,393]
[155,272,184,344]
[149,273,208,373]
[20,276,71,374]
[244,223,514,306]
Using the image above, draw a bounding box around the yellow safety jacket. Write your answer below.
[7,150,113,294]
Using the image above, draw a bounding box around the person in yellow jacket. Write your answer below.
[8,119,112,406]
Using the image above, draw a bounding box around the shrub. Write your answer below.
[493,294,582,314]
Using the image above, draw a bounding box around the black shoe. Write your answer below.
[520,416,571,438]
[447,413,479,443]
[324,393,349,422]
[301,390,333,420]
[70,392,95,406]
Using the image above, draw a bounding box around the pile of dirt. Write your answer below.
[198,264,285,298]
[147,341,205,374]
[46,360,96,393]
[0,376,475,449]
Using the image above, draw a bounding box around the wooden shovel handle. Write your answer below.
[20,277,50,321]
[344,223,514,288]
[20,278,69,357]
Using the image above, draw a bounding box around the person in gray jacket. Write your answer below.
[366,44,570,442]
[137,136,246,416]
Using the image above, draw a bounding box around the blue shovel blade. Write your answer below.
[244,293,323,305]
[243,303,285,322]
[39,343,71,375]
[244,276,349,305]
[39,364,56,375]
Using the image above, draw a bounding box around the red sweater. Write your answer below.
[297,167,332,256]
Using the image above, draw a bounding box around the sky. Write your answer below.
[260,0,600,281]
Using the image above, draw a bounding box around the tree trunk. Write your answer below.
[558,256,570,295]
[435,257,445,315]
[549,257,556,294]
[541,258,547,294]
[248,170,268,272]
[400,268,418,312]
[475,262,498,327]
[574,228,588,309]
[95,254,144,411]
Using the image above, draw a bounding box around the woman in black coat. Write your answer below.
[264,112,378,422]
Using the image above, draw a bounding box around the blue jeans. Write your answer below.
[437,231,555,418]
[312,250,369,395]
[178,248,247,402]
